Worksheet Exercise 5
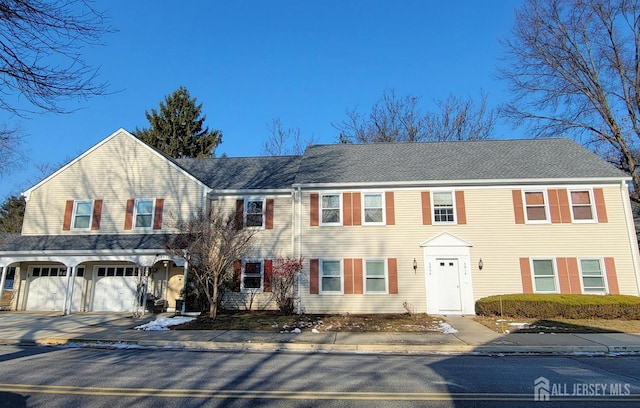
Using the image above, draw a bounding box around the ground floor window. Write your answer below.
[320,260,342,293]
[532,259,557,293]
[364,260,387,293]
[580,259,607,294]
[242,261,263,291]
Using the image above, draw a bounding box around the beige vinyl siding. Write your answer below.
[22,131,207,235]
[298,185,639,314]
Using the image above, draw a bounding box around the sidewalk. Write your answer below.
[0,312,639,355]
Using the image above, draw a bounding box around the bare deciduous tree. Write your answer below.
[262,118,314,156]
[333,89,496,143]
[0,0,112,115]
[164,207,256,319]
[0,126,23,178]
[499,0,640,201]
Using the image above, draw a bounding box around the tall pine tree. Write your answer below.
[134,87,222,158]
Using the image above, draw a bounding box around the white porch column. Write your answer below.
[181,258,189,314]
[63,266,76,315]
[0,266,7,308]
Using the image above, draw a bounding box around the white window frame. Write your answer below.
[319,259,343,294]
[531,258,559,294]
[431,190,456,224]
[569,189,596,223]
[244,197,266,229]
[522,190,550,224]
[241,259,263,293]
[133,199,155,230]
[362,192,385,225]
[578,258,608,295]
[364,259,388,294]
[320,193,342,226]
[71,200,94,230]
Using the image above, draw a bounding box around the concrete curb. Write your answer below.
[6,337,639,355]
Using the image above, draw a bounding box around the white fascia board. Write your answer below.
[291,177,630,190]
[0,248,165,257]
[209,188,294,196]
[23,128,210,200]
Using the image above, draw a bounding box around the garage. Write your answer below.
[26,266,83,311]
[91,266,140,312]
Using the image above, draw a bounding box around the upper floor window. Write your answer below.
[363,193,384,224]
[245,199,265,228]
[532,259,558,293]
[320,259,342,293]
[524,191,548,222]
[321,194,341,225]
[433,192,455,223]
[580,259,607,294]
[570,190,595,222]
[72,200,93,230]
[242,261,263,291]
[364,259,387,293]
[134,199,154,229]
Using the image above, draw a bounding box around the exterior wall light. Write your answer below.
[413,258,418,273]
[478,258,484,270]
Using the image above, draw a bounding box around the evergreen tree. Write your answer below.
[0,195,25,233]
[134,87,222,158]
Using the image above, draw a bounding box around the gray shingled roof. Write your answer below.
[0,234,178,252]
[175,156,301,190]
[293,139,627,185]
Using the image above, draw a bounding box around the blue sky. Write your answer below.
[1,1,523,200]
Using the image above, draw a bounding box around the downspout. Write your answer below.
[621,180,640,296]
[297,186,302,315]
[291,189,295,256]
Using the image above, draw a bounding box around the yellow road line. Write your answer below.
[0,383,638,401]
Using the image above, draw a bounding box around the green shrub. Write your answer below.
[475,294,640,319]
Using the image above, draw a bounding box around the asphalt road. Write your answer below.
[0,346,639,407]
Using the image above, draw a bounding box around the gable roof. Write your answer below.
[293,139,628,186]
[175,156,302,190]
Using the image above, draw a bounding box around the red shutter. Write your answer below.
[63,200,74,231]
[556,257,571,294]
[91,199,103,231]
[265,198,274,229]
[593,188,608,223]
[153,198,164,230]
[353,258,363,294]
[343,193,353,226]
[421,192,432,225]
[455,191,466,225]
[352,192,362,226]
[124,199,135,230]
[604,257,619,294]
[520,258,533,293]
[385,191,395,225]
[310,259,319,294]
[567,258,582,294]
[235,199,244,230]
[557,189,571,223]
[512,190,525,224]
[310,193,319,227]
[233,260,242,292]
[548,189,562,224]
[263,260,273,292]
[344,258,353,294]
[388,258,398,294]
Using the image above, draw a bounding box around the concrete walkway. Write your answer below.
[0,312,639,355]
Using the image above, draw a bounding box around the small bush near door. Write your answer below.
[475,294,640,319]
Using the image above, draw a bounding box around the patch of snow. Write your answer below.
[439,322,458,334]
[312,328,320,333]
[291,328,301,334]
[134,316,195,331]
[508,322,529,328]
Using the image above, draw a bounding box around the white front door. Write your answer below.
[435,258,462,312]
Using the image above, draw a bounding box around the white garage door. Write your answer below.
[26,266,83,311]
[92,266,140,312]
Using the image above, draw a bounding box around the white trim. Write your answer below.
[70,200,94,231]
[244,196,266,230]
[363,258,388,294]
[319,192,342,226]
[209,189,293,196]
[319,259,343,295]
[431,190,457,225]
[530,258,560,294]
[577,257,609,295]
[361,192,386,226]
[620,181,640,296]
[132,198,155,230]
[568,188,597,224]
[241,259,264,293]
[522,190,551,224]
[22,128,209,200]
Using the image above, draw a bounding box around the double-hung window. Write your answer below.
[321,194,341,225]
[433,192,455,223]
[524,191,548,222]
[363,193,384,224]
[134,199,154,229]
[365,260,387,293]
[532,259,558,293]
[580,259,607,294]
[242,261,263,291]
[320,260,342,293]
[570,190,595,222]
[245,198,265,228]
[72,200,93,230]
